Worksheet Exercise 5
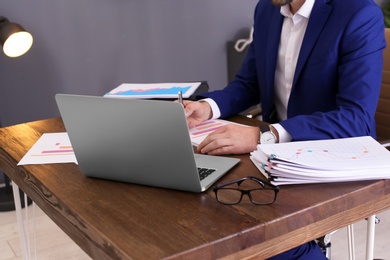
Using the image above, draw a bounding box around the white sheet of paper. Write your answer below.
[18,132,77,165]
[104,82,202,99]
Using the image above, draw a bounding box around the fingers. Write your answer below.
[198,141,233,155]
[197,126,235,155]
[183,101,211,128]
[197,126,231,154]
[182,100,193,117]
[197,125,259,155]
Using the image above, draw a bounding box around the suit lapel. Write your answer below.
[265,8,284,107]
[293,0,333,88]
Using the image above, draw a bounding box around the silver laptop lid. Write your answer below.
[55,94,239,192]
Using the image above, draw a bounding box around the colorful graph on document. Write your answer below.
[109,86,192,96]
[18,132,77,165]
[189,119,231,146]
[285,146,370,161]
[32,142,74,157]
[266,142,374,165]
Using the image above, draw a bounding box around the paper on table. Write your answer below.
[189,119,248,147]
[18,132,78,165]
[104,82,202,99]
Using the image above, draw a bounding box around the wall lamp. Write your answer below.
[0,16,33,58]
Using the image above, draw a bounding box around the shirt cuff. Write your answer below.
[272,123,292,143]
[200,98,221,119]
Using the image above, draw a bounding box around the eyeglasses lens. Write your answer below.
[249,189,276,204]
[216,189,242,204]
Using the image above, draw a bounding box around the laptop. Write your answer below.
[55,94,240,192]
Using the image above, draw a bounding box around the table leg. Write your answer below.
[347,224,355,260]
[11,181,35,260]
[365,215,376,260]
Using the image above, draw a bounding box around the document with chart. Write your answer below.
[104,82,204,99]
[18,132,77,165]
[189,119,248,146]
[250,136,390,185]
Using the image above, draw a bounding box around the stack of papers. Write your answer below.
[250,136,390,185]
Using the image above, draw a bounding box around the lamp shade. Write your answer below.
[0,16,33,58]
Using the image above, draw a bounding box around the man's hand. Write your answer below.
[197,124,260,155]
[183,100,212,128]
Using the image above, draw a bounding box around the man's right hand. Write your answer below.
[183,100,212,128]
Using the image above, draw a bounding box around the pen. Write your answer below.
[178,91,183,106]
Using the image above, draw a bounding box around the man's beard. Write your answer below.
[272,0,293,6]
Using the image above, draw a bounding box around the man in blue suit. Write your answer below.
[184,0,385,259]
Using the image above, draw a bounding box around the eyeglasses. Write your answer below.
[213,176,279,205]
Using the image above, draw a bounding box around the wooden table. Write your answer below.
[1,116,390,259]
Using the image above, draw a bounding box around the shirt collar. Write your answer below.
[280,0,315,19]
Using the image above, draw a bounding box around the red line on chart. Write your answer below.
[194,122,222,131]
[196,120,219,126]
[41,149,74,154]
[32,153,74,156]
[32,141,74,156]
[191,126,224,136]
[287,146,370,161]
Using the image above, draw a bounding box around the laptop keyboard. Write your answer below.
[197,167,216,180]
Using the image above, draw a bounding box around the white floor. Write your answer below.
[329,209,390,260]
[0,204,90,260]
[0,203,389,260]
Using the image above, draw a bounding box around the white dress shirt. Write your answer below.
[204,0,315,143]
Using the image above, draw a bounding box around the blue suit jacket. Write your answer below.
[202,0,386,141]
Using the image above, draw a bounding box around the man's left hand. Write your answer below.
[197,124,260,155]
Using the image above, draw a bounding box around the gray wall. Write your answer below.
[0,0,258,126]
